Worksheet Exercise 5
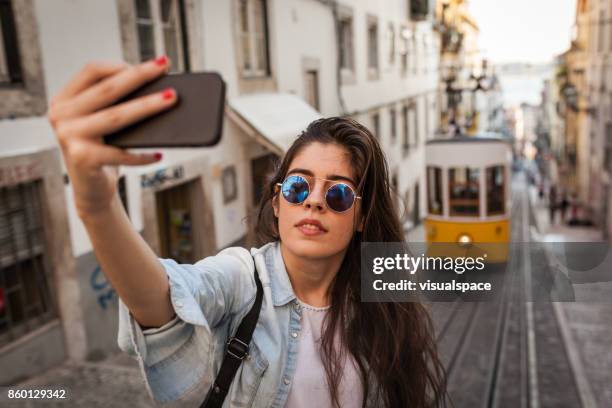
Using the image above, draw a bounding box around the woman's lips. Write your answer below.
[296,223,327,236]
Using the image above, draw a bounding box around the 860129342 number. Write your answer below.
[4,388,68,400]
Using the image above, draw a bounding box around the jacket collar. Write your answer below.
[252,241,297,307]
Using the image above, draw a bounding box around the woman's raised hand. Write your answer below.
[47,56,178,218]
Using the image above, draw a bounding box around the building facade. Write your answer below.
[584,0,612,237]
[559,0,591,207]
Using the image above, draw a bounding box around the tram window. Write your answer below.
[449,167,480,216]
[427,166,442,215]
[486,166,505,215]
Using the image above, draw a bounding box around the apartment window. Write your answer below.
[367,17,379,76]
[339,15,354,72]
[390,107,397,142]
[402,105,410,155]
[431,100,437,133]
[391,172,399,216]
[304,69,320,110]
[404,188,413,222]
[371,111,380,139]
[424,96,430,139]
[237,0,270,77]
[412,101,419,147]
[0,0,22,84]
[422,35,428,74]
[412,36,418,75]
[135,0,189,72]
[400,26,410,74]
[0,181,55,347]
[412,182,420,223]
[388,23,395,65]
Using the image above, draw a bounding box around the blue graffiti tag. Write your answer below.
[140,166,184,189]
[90,266,117,310]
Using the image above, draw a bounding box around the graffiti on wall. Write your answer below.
[90,266,117,310]
[141,166,184,189]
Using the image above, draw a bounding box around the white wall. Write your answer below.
[272,0,337,114]
[35,0,125,102]
[200,0,240,98]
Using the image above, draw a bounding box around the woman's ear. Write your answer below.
[272,194,279,218]
[357,215,364,232]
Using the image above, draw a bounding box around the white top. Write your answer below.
[285,299,364,408]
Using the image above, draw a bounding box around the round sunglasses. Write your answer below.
[276,175,362,213]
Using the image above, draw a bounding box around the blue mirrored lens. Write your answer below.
[281,175,309,204]
[326,183,355,212]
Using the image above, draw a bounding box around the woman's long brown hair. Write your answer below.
[255,117,448,407]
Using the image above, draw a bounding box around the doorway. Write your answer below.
[156,181,197,263]
[250,153,278,207]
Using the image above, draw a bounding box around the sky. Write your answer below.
[468,0,577,64]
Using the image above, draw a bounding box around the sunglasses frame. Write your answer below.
[276,174,362,213]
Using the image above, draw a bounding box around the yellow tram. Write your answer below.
[424,134,512,262]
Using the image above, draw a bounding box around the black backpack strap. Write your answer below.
[200,256,264,408]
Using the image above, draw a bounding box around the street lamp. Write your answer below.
[442,60,492,136]
[441,65,462,135]
[466,60,492,132]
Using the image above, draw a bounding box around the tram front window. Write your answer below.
[427,166,442,215]
[449,167,480,216]
[487,165,505,215]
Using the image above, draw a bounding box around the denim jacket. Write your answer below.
[117,241,380,407]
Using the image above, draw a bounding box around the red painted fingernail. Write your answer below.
[154,55,168,66]
[154,152,163,160]
[161,88,175,100]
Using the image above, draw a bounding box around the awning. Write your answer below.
[228,93,322,154]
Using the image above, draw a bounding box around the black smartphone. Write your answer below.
[103,72,226,148]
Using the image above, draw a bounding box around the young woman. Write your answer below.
[48,57,447,407]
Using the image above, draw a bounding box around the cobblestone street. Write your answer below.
[529,183,612,406]
[7,354,154,407]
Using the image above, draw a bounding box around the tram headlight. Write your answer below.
[457,233,473,247]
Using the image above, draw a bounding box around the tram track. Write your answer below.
[433,299,461,343]
[485,178,528,408]
[430,173,588,407]
[485,174,584,408]
[524,180,584,407]
[444,301,480,377]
